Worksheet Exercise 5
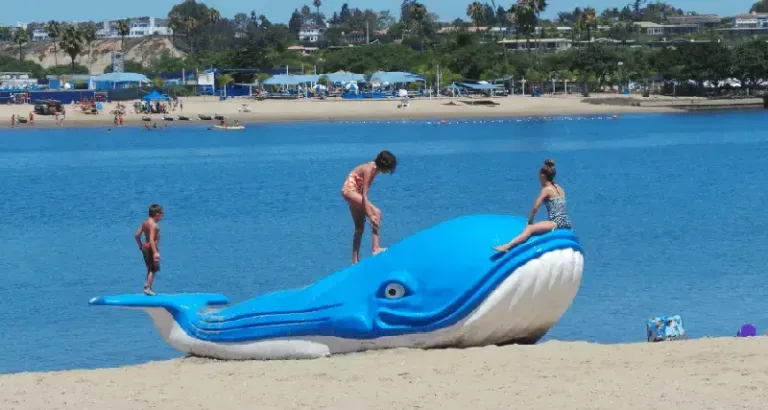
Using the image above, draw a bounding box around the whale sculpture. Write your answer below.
[89,214,584,360]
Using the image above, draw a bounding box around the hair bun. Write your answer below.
[544,159,555,167]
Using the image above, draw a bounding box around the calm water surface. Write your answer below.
[2,111,767,374]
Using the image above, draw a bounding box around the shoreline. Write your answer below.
[0,95,690,130]
[2,337,767,409]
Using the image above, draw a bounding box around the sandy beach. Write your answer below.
[0,94,684,129]
[2,337,767,409]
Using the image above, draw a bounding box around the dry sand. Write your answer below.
[2,337,767,410]
[0,94,680,130]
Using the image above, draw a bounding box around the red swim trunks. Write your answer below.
[141,243,160,272]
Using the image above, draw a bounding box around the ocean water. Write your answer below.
[2,111,767,374]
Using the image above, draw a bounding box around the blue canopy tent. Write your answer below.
[143,90,171,102]
[456,82,505,96]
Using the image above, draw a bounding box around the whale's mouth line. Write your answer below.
[190,318,331,334]
[375,232,582,329]
[202,303,343,323]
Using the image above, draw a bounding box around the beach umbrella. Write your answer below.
[397,89,408,98]
[345,82,358,91]
[313,84,326,91]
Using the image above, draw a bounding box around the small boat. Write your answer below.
[177,116,190,121]
[198,114,212,120]
[212,125,245,130]
[214,114,225,121]
[163,116,174,121]
[142,116,152,122]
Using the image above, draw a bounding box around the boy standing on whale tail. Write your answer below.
[134,204,164,296]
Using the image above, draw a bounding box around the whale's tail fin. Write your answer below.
[88,293,230,316]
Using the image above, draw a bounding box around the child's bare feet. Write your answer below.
[143,286,156,296]
[373,247,387,255]
[492,244,510,253]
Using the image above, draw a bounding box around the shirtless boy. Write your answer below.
[134,204,164,295]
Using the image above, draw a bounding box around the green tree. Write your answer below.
[46,21,61,67]
[733,40,768,95]
[751,0,768,12]
[12,28,29,61]
[580,7,597,41]
[80,23,97,73]
[59,24,84,76]
[313,0,323,25]
[466,1,486,27]
[116,19,131,51]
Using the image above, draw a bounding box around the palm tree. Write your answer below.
[511,2,535,54]
[409,2,428,51]
[207,8,220,46]
[168,13,181,47]
[506,9,518,42]
[116,19,130,52]
[80,23,97,73]
[466,1,485,28]
[12,28,29,61]
[46,21,61,67]
[184,17,198,55]
[59,24,83,76]
[521,0,547,63]
[313,0,323,25]
[581,7,596,42]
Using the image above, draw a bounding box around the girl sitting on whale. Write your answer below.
[493,159,572,253]
[341,151,397,264]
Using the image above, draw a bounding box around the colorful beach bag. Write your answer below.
[647,315,686,342]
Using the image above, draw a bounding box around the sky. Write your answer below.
[1,0,755,26]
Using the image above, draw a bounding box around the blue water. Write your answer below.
[2,111,767,374]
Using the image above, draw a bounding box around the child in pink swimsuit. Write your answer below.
[341,151,397,264]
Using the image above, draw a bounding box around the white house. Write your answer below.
[298,25,325,43]
[96,17,173,39]
[32,28,49,42]
[732,12,768,28]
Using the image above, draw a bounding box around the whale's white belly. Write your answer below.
[145,248,585,360]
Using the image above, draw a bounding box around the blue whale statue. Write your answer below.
[89,214,584,360]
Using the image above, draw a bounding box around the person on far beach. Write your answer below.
[134,204,164,296]
[493,159,572,253]
[11,114,16,128]
[341,151,397,264]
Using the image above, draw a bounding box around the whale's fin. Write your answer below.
[88,293,230,315]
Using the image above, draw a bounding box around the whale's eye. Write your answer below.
[384,283,406,299]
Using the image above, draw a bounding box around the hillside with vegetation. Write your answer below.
[0,36,185,75]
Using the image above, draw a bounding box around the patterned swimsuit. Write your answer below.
[341,162,374,194]
[544,185,572,230]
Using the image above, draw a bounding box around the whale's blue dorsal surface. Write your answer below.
[89,214,584,352]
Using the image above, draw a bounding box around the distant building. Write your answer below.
[298,25,325,43]
[96,17,173,39]
[667,14,721,28]
[634,21,698,36]
[731,12,768,28]
[499,38,572,51]
[32,28,48,42]
[286,45,319,55]
[343,30,365,43]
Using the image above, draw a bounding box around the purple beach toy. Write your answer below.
[737,324,757,337]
